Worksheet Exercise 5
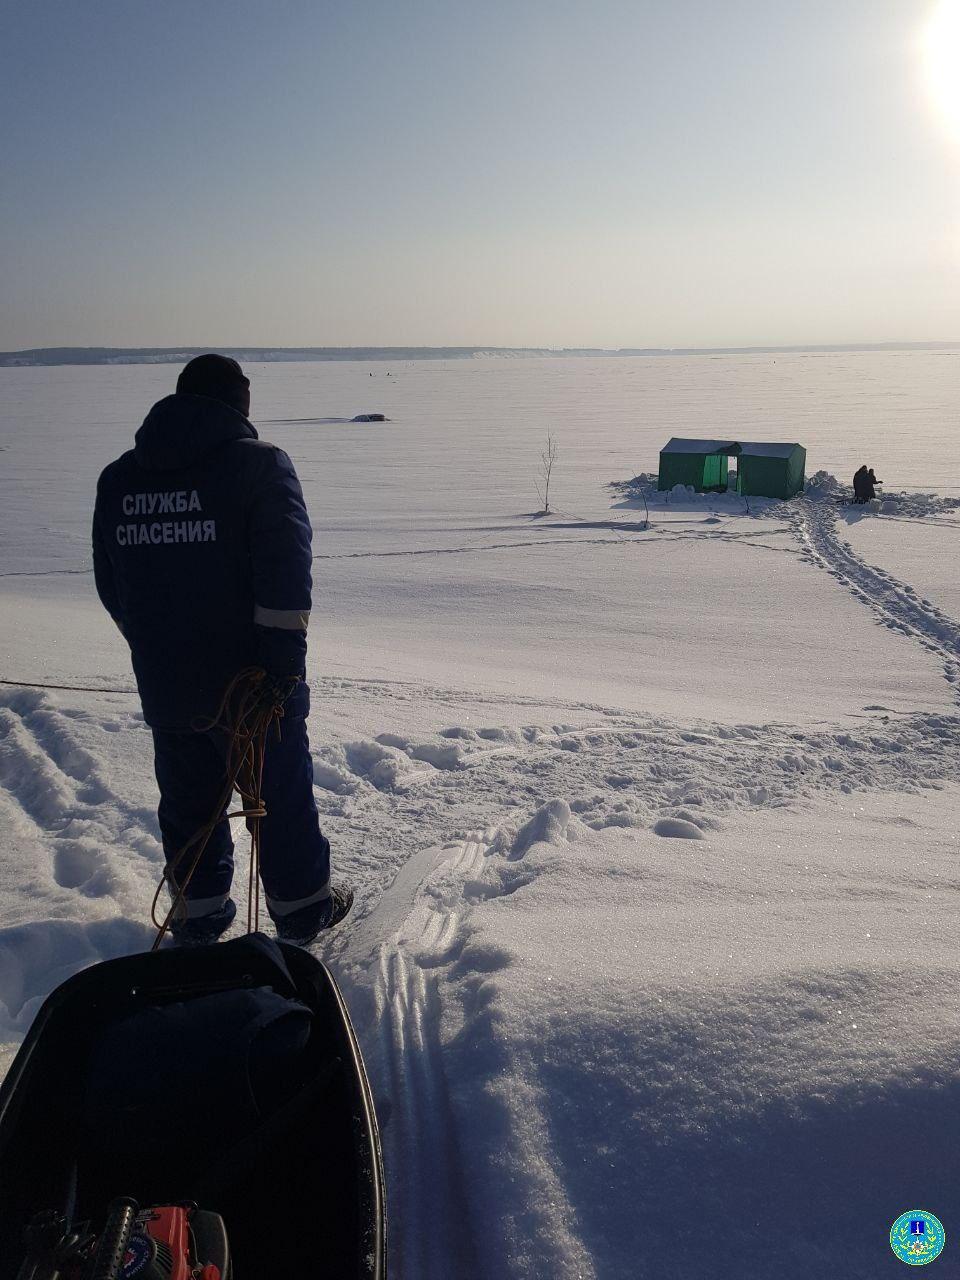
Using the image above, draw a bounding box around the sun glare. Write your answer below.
[923,0,960,140]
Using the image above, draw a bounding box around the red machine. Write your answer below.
[16,1197,230,1280]
[115,1204,226,1280]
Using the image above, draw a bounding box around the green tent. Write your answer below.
[657,438,805,499]
[657,439,734,492]
[737,442,806,499]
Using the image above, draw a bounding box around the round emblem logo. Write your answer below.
[119,1233,154,1278]
[890,1211,946,1265]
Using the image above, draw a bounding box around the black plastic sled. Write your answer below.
[0,933,385,1279]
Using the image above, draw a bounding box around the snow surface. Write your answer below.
[2,351,960,1278]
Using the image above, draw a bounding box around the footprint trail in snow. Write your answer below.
[791,498,960,692]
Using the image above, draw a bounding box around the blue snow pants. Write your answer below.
[152,707,331,923]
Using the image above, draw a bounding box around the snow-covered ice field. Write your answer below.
[2,350,960,1277]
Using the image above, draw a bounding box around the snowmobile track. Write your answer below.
[0,692,159,895]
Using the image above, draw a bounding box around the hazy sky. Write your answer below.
[3,0,960,349]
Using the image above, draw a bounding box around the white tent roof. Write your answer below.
[661,437,801,459]
[738,442,802,459]
[661,438,737,455]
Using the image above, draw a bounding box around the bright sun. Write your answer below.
[923,0,960,140]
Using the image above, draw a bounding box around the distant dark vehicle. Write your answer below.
[352,413,388,422]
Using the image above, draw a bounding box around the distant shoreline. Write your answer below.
[2,342,960,368]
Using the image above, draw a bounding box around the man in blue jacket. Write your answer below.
[93,354,352,945]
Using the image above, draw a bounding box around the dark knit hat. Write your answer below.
[176,354,250,414]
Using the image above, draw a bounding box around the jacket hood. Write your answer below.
[134,393,258,471]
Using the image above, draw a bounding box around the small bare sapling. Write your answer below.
[536,434,559,514]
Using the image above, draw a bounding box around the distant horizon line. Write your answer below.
[2,341,960,368]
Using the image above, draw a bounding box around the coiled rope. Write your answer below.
[150,667,295,950]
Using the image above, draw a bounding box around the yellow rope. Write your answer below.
[150,667,294,950]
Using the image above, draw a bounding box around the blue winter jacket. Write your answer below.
[93,393,313,730]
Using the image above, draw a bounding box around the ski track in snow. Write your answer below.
[790,499,960,695]
[364,831,494,1278]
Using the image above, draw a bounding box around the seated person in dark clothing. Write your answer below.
[853,465,869,503]
[864,467,881,501]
